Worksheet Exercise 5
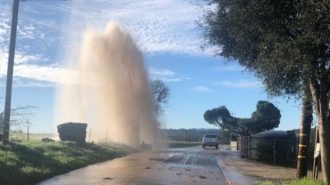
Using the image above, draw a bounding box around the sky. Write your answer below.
[0,0,306,133]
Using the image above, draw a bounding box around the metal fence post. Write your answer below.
[247,136,250,159]
[273,139,276,166]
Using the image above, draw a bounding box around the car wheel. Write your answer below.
[215,145,218,150]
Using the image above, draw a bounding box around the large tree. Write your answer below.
[204,106,240,132]
[204,101,281,135]
[202,0,330,182]
[244,101,281,134]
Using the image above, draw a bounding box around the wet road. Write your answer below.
[37,147,228,185]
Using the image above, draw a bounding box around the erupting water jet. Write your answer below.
[55,22,161,148]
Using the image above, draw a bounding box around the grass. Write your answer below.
[0,140,131,185]
[10,131,56,141]
[259,178,325,185]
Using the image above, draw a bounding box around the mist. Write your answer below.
[55,22,161,148]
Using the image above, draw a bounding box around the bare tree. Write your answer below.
[0,105,36,140]
[151,80,170,117]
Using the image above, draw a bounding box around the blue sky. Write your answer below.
[0,0,305,133]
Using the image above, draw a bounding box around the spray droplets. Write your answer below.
[56,22,160,148]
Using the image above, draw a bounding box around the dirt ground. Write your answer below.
[218,146,319,184]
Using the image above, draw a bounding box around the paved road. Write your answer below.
[37,147,228,185]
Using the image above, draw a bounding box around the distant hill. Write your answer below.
[161,128,221,142]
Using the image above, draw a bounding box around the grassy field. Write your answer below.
[0,140,131,185]
[9,131,56,141]
[259,178,324,185]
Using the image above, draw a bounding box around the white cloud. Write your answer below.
[149,67,190,82]
[0,0,209,87]
[0,61,76,88]
[193,85,213,93]
[211,65,244,72]
[0,48,77,86]
[58,0,210,54]
[149,68,176,77]
[0,77,55,88]
[214,79,262,89]
[13,64,78,85]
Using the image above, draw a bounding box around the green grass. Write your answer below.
[10,131,56,141]
[258,178,325,185]
[0,140,130,185]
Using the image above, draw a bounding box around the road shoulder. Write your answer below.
[216,145,299,184]
[217,146,256,185]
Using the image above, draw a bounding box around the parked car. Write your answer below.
[202,134,219,149]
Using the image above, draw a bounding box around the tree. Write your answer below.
[244,101,281,134]
[0,105,36,142]
[204,106,240,132]
[204,101,281,135]
[202,0,330,182]
[151,80,170,116]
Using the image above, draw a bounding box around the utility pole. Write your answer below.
[297,84,313,178]
[3,0,20,144]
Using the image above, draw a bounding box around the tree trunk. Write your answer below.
[319,118,330,184]
[309,80,330,184]
[296,84,313,178]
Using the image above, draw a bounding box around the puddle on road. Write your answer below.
[38,150,228,185]
[163,154,219,168]
[185,168,192,171]
[103,177,113,180]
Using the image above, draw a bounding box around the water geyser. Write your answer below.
[56,22,160,148]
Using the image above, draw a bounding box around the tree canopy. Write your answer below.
[202,0,330,182]
[204,101,281,135]
[203,0,330,97]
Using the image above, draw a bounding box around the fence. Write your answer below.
[238,136,298,166]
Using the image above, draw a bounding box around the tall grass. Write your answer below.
[0,140,129,185]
